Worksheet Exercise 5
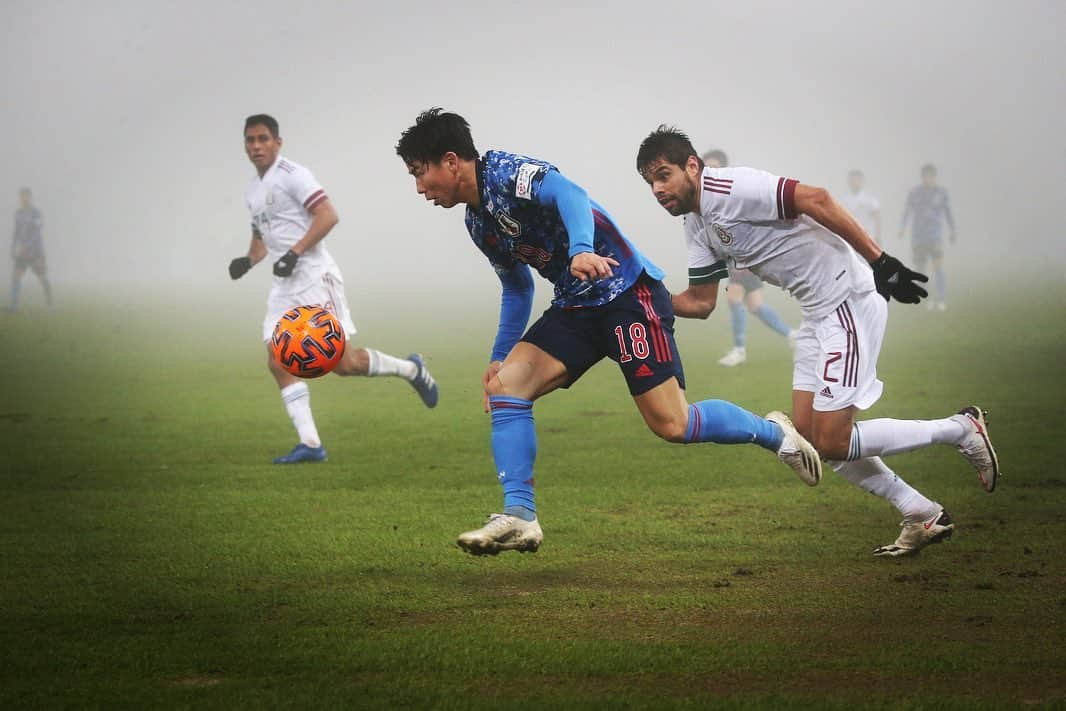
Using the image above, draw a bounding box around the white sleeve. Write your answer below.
[705,167,798,222]
[284,164,328,211]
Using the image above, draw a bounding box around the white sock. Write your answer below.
[366,349,417,379]
[831,457,939,523]
[849,416,966,460]
[280,382,321,448]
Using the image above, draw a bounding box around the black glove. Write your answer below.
[229,256,252,280]
[273,249,299,277]
[869,252,928,304]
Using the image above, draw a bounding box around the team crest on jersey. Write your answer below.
[712,223,734,245]
[495,209,521,237]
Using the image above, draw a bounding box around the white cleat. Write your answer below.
[873,509,955,557]
[954,406,1000,493]
[718,346,747,367]
[765,411,822,486]
[457,513,543,556]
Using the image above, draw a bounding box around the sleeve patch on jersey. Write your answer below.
[688,260,729,285]
[515,163,543,201]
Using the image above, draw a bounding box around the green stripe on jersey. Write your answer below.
[689,260,728,285]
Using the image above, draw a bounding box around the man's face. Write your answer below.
[244,124,282,172]
[921,171,937,187]
[406,154,462,208]
[848,173,864,193]
[18,190,31,208]
[642,156,700,216]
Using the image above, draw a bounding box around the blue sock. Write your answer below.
[729,301,747,347]
[754,304,791,338]
[489,396,537,516]
[685,400,783,452]
[934,268,946,302]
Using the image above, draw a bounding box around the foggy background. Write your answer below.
[3,0,1064,309]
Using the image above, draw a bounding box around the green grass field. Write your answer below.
[2,277,1064,709]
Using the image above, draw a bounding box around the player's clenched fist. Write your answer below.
[869,252,928,304]
[273,249,299,277]
[569,251,619,282]
[229,256,252,280]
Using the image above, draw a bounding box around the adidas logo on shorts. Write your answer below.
[819,386,833,399]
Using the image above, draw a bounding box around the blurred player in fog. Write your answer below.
[9,188,53,311]
[702,150,795,367]
[900,164,955,311]
[229,114,438,464]
[840,169,880,241]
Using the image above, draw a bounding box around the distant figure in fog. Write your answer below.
[700,149,795,367]
[840,169,880,242]
[899,164,955,311]
[9,187,53,311]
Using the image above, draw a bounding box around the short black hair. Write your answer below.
[921,163,937,176]
[396,108,479,164]
[701,149,729,167]
[19,187,31,195]
[245,114,280,139]
[636,125,703,176]
[848,169,864,179]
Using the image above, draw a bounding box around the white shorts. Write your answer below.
[261,271,358,342]
[792,290,886,412]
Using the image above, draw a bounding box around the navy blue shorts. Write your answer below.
[521,274,685,396]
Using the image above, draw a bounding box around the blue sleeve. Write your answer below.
[534,169,595,258]
[491,263,534,362]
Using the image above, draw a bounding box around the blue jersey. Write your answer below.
[902,185,954,243]
[13,206,44,257]
[465,150,663,309]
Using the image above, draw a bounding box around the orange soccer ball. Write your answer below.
[269,306,346,378]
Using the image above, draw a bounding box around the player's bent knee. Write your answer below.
[649,419,687,443]
[812,430,850,460]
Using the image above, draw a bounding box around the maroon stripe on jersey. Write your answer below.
[704,177,733,195]
[835,302,860,387]
[304,190,327,209]
[777,178,798,219]
[636,283,671,363]
[593,208,632,259]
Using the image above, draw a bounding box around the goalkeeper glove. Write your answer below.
[273,249,299,277]
[229,256,252,280]
[869,252,928,304]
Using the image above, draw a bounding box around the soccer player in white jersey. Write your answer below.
[636,126,1000,556]
[839,170,880,241]
[229,114,439,464]
[702,149,796,367]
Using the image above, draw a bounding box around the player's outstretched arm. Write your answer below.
[534,170,619,282]
[672,282,720,319]
[795,184,927,304]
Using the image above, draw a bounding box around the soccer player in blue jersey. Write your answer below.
[701,150,795,367]
[396,109,822,555]
[899,164,956,311]
[9,187,53,311]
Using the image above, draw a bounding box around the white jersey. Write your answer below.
[683,167,875,319]
[245,155,342,295]
[840,189,880,237]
